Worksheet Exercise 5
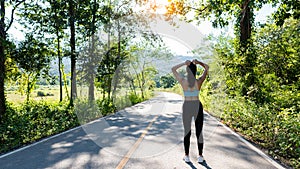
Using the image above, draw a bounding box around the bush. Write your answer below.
[97,99,116,116]
[0,101,79,154]
[37,91,46,96]
[37,91,54,97]
[74,98,102,124]
[128,92,143,105]
[220,97,300,168]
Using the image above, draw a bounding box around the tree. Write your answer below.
[68,0,110,104]
[163,0,299,97]
[76,0,109,101]
[126,41,171,99]
[13,34,51,102]
[160,73,176,88]
[255,18,300,99]
[68,0,77,105]
[96,43,127,100]
[95,0,159,101]
[20,0,69,102]
[272,0,300,26]
[50,0,68,102]
[77,34,106,101]
[0,0,25,118]
[107,0,133,101]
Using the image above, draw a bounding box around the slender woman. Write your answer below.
[171,59,209,163]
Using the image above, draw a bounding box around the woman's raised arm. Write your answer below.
[171,60,191,83]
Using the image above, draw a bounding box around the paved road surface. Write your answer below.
[0,92,285,169]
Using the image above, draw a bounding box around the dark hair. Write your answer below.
[187,62,197,88]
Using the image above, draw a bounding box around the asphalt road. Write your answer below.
[0,92,285,169]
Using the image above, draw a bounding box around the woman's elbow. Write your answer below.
[171,67,176,72]
[205,65,209,70]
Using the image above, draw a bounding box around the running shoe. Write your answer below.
[197,156,204,163]
[183,156,190,163]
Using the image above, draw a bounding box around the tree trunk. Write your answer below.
[88,35,95,101]
[26,74,30,102]
[240,0,255,96]
[112,19,121,101]
[57,33,62,102]
[62,64,70,100]
[88,73,95,101]
[69,0,77,104]
[88,0,97,101]
[240,1,251,49]
[53,1,63,102]
[0,0,6,118]
[0,44,5,119]
[141,71,145,99]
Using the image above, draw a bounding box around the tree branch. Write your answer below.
[188,6,207,14]
[5,0,25,32]
[240,0,251,23]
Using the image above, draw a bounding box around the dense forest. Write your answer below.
[0,0,299,168]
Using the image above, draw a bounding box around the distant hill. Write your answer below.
[48,54,209,78]
[49,58,71,76]
[152,54,211,76]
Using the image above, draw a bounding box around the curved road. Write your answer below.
[0,92,285,169]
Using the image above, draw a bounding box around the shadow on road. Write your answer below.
[199,160,212,169]
[184,159,212,169]
[185,161,197,169]
[0,127,104,169]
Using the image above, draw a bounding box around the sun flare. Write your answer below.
[148,0,170,14]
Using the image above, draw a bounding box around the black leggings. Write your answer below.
[182,100,204,155]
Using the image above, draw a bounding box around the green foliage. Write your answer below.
[12,34,52,102]
[256,18,300,86]
[37,91,54,97]
[221,97,300,168]
[272,0,300,26]
[4,40,19,82]
[128,92,143,105]
[0,101,79,154]
[1,94,146,154]
[205,18,300,168]
[37,91,46,97]
[160,73,176,88]
[124,41,169,99]
[96,41,130,99]
[75,99,105,124]
[13,34,51,73]
[97,99,117,117]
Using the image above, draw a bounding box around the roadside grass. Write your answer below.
[1,86,154,155]
[6,85,66,104]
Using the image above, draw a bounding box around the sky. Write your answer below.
[160,4,277,56]
[6,3,277,57]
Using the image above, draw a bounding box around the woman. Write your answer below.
[171,59,209,163]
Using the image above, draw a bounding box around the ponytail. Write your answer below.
[187,63,197,88]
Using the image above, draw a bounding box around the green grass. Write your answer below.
[2,86,154,155]
[6,85,65,103]
[6,85,104,104]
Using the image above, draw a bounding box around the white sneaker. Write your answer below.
[197,156,204,163]
[183,156,190,163]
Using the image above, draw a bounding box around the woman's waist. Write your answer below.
[184,96,199,101]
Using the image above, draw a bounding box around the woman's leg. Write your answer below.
[195,101,204,155]
[182,101,192,155]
